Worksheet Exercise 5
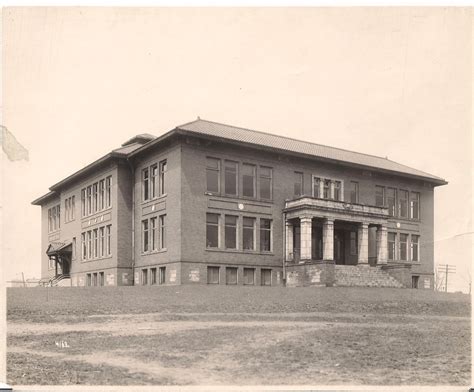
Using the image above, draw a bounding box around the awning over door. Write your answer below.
[46,241,72,256]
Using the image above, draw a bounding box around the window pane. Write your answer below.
[375,186,385,206]
[323,180,330,199]
[243,217,255,250]
[206,213,219,248]
[399,190,408,218]
[225,215,237,249]
[387,188,397,217]
[294,172,303,197]
[151,164,158,198]
[206,158,220,193]
[334,181,341,201]
[411,235,419,261]
[207,266,220,284]
[260,219,271,252]
[243,268,255,285]
[350,182,359,203]
[313,177,320,198]
[224,161,237,196]
[159,160,167,195]
[242,164,255,197]
[388,232,396,260]
[226,267,238,285]
[143,168,149,200]
[410,192,420,219]
[260,176,271,199]
[261,269,271,286]
[399,234,408,261]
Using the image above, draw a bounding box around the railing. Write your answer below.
[47,274,71,287]
[285,196,388,217]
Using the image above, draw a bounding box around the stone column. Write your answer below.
[285,221,294,262]
[358,223,369,265]
[300,216,312,262]
[322,218,334,261]
[330,181,335,199]
[376,225,388,265]
[319,180,324,199]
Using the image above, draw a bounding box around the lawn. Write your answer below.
[7,285,471,386]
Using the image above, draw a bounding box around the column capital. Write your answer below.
[300,216,313,223]
[359,222,369,229]
[324,218,334,225]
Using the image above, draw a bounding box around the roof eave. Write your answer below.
[31,191,58,206]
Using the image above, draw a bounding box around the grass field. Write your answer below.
[7,285,471,386]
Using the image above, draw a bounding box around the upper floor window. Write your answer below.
[334,181,342,201]
[206,158,220,194]
[399,190,408,218]
[224,161,238,196]
[410,192,420,220]
[375,185,385,207]
[81,175,112,217]
[242,217,256,250]
[350,181,359,203]
[141,214,166,253]
[411,235,419,262]
[387,188,397,217]
[323,179,331,199]
[313,176,343,201]
[81,224,111,261]
[259,166,272,200]
[143,160,167,201]
[206,213,219,248]
[48,204,61,233]
[225,215,238,249]
[399,233,408,261]
[242,164,256,198]
[64,196,75,223]
[260,218,272,252]
[294,172,303,197]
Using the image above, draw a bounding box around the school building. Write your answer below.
[32,118,447,288]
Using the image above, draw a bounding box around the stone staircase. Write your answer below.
[334,265,404,288]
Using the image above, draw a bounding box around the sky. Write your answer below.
[1,7,472,292]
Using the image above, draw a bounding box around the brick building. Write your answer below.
[32,119,447,288]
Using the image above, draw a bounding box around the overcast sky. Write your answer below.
[2,7,472,292]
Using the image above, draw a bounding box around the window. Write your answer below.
[243,268,255,285]
[81,233,86,260]
[150,164,158,199]
[150,217,157,251]
[159,266,166,284]
[350,231,357,255]
[159,160,167,196]
[411,235,419,262]
[350,181,359,203]
[159,215,166,249]
[99,180,105,210]
[93,229,98,258]
[93,273,98,287]
[388,232,396,260]
[294,172,303,197]
[99,272,104,286]
[260,219,272,252]
[412,275,419,289]
[72,237,76,260]
[81,189,86,217]
[313,177,321,198]
[105,176,112,208]
[323,179,331,199]
[206,213,219,248]
[399,233,408,261]
[141,269,148,285]
[410,192,420,220]
[334,181,342,201]
[92,183,98,213]
[225,215,237,249]
[106,225,111,256]
[399,190,408,218]
[261,269,272,286]
[86,274,92,287]
[224,161,238,196]
[143,168,150,201]
[99,227,105,257]
[226,267,238,285]
[87,231,92,259]
[142,220,149,252]
[48,205,61,232]
[206,158,220,194]
[150,268,157,285]
[387,188,397,217]
[242,164,256,197]
[243,217,255,250]
[375,185,385,207]
[87,186,92,215]
[259,166,272,200]
[207,266,220,284]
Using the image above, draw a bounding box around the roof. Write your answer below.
[31,191,58,206]
[121,133,155,147]
[46,241,72,255]
[173,118,447,185]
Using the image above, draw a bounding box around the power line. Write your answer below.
[437,264,456,293]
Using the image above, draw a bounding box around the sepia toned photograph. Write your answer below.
[1,6,472,390]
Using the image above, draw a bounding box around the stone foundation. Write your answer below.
[285,261,335,287]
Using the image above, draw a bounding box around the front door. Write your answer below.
[334,230,345,265]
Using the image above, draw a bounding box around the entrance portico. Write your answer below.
[284,196,389,266]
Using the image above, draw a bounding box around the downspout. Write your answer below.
[126,158,135,285]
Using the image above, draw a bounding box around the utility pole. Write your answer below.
[437,264,456,292]
[21,272,26,288]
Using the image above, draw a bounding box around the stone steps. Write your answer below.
[334,265,404,288]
